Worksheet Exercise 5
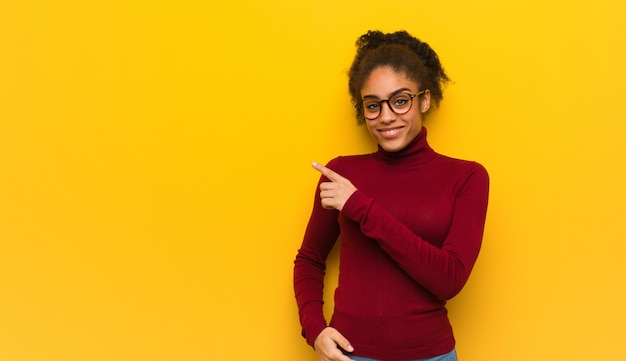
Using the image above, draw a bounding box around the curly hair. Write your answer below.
[348,30,450,124]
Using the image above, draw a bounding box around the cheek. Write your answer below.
[365,122,378,136]
[406,109,423,126]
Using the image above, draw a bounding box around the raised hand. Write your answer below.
[312,162,357,212]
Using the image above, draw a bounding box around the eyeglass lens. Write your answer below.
[362,93,414,120]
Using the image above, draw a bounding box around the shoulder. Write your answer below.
[437,153,487,172]
[322,154,379,183]
[434,154,490,185]
[325,154,374,171]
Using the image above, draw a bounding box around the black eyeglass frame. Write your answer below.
[357,90,426,121]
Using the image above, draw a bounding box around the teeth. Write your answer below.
[381,128,399,135]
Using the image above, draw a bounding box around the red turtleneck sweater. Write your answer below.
[294,128,489,360]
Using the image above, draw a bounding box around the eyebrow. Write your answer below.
[362,87,414,100]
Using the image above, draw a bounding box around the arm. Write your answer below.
[294,163,356,360]
[342,163,490,300]
[312,161,490,300]
[293,170,341,347]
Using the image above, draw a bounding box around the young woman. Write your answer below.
[294,30,489,361]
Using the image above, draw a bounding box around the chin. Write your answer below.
[379,139,407,152]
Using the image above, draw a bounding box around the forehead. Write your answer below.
[361,66,418,96]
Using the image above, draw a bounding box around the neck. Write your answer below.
[375,127,436,164]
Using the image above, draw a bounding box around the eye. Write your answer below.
[363,101,380,111]
[392,95,410,108]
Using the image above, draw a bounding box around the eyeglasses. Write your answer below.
[358,90,426,120]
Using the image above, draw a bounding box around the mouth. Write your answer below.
[377,126,405,139]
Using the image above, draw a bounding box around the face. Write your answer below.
[360,66,430,152]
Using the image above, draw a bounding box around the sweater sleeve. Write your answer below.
[341,162,490,300]
[293,174,341,347]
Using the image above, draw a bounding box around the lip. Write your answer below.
[377,126,405,139]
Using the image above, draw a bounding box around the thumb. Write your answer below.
[332,333,354,353]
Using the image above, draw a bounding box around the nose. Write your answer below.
[379,100,396,123]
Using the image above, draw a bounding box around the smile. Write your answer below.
[378,127,404,138]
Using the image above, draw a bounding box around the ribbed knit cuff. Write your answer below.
[342,190,374,224]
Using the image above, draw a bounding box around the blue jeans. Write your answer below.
[349,348,457,361]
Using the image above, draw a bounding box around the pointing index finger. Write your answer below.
[312,162,343,182]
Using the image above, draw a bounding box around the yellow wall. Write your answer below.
[1,1,625,360]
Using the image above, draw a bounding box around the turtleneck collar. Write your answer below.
[374,127,437,165]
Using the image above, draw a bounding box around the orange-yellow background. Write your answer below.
[1,1,625,360]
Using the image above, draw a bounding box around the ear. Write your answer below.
[420,89,431,114]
